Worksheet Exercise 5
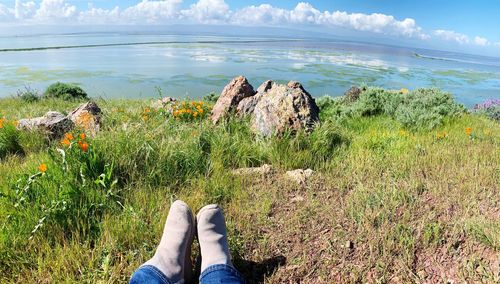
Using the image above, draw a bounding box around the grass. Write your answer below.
[0,89,499,283]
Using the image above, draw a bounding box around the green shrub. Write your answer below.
[16,87,40,103]
[44,82,88,100]
[0,120,23,159]
[392,88,466,130]
[320,87,465,130]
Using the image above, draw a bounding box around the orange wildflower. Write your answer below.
[79,133,86,140]
[61,138,71,146]
[78,141,89,152]
[0,118,5,128]
[64,133,74,140]
[38,163,47,173]
[193,111,199,117]
[465,127,472,136]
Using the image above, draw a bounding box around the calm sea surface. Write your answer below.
[1,33,499,106]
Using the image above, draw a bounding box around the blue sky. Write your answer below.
[0,0,499,56]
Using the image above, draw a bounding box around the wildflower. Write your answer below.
[79,133,86,140]
[38,163,47,173]
[78,141,89,152]
[465,127,472,136]
[193,111,199,117]
[399,130,408,137]
[142,115,149,121]
[400,88,409,95]
[64,133,74,140]
[199,109,204,114]
[144,107,151,113]
[61,138,71,146]
[0,118,5,128]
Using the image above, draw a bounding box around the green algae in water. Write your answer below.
[433,69,500,85]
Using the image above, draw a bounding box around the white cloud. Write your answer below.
[15,0,36,19]
[0,4,14,21]
[78,4,120,24]
[434,29,493,46]
[434,29,470,44]
[231,4,289,25]
[0,0,496,49]
[34,0,76,20]
[122,0,182,23]
[232,2,428,39]
[181,0,230,24]
[473,36,489,46]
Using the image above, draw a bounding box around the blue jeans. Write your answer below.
[130,264,245,284]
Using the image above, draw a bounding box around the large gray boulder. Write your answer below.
[251,81,320,136]
[17,111,74,139]
[236,80,273,116]
[211,76,255,123]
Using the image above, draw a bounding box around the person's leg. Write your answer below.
[197,204,245,284]
[130,200,195,284]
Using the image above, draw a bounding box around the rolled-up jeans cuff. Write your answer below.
[200,264,245,283]
[130,264,172,284]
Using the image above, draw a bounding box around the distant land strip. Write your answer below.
[0,39,303,52]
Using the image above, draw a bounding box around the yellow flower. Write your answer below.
[400,88,409,94]
[199,109,204,114]
[38,163,47,173]
[399,130,408,137]
[0,118,5,128]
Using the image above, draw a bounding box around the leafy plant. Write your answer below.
[44,82,88,100]
[320,87,466,130]
[0,119,23,159]
[16,86,40,103]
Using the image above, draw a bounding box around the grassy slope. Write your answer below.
[0,97,499,283]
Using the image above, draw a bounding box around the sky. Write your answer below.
[0,0,499,56]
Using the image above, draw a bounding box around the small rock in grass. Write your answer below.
[344,86,362,102]
[231,164,273,176]
[285,168,314,185]
[151,97,177,111]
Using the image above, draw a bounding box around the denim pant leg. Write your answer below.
[200,264,245,284]
[130,265,172,284]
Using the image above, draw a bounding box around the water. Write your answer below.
[1,33,499,106]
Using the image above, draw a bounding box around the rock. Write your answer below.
[211,76,255,123]
[151,97,177,111]
[252,81,319,136]
[237,80,274,117]
[256,80,273,94]
[290,195,305,202]
[17,111,74,139]
[344,86,362,102]
[286,168,314,185]
[231,164,273,176]
[67,101,102,136]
